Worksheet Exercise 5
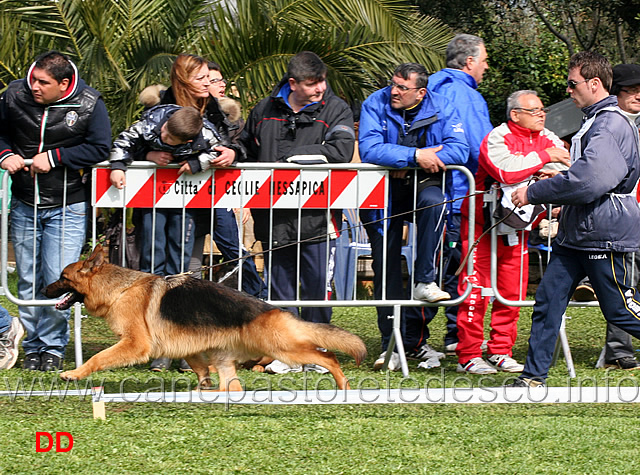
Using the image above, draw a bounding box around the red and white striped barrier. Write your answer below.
[93,167,386,209]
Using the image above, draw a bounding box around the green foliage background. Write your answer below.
[0,0,452,134]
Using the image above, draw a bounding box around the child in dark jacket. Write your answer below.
[109,105,222,276]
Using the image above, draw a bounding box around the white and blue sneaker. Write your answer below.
[456,357,497,374]
[265,359,303,374]
[487,354,524,373]
[406,343,445,361]
[373,351,401,371]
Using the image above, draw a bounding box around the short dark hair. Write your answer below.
[165,107,203,142]
[287,51,327,82]
[568,51,613,92]
[34,51,74,83]
[446,34,485,70]
[207,61,221,73]
[393,63,428,89]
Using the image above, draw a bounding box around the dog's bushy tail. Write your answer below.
[305,323,367,365]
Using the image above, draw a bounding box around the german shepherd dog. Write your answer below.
[44,245,366,391]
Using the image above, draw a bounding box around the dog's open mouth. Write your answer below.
[55,291,83,310]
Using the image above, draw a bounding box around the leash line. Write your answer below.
[166,179,539,280]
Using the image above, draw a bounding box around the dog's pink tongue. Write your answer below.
[56,293,72,309]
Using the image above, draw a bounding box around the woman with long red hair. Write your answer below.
[145,54,265,371]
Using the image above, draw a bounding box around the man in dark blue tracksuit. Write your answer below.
[511,51,640,386]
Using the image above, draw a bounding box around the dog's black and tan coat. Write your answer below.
[44,245,366,391]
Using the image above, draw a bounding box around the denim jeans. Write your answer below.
[10,199,88,358]
[0,305,11,334]
[213,209,265,298]
[138,208,195,276]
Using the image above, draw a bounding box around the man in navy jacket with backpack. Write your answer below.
[511,51,640,387]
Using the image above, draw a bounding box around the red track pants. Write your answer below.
[456,220,529,363]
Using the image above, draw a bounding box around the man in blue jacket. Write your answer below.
[0,51,111,372]
[511,51,640,387]
[425,33,494,355]
[359,63,469,370]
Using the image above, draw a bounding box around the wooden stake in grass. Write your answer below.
[92,387,106,420]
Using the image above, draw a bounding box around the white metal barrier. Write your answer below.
[0,161,582,379]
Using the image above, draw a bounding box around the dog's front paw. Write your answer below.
[60,370,84,381]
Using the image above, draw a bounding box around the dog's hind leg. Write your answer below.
[318,352,351,390]
[286,348,351,390]
[211,358,244,392]
[184,354,212,389]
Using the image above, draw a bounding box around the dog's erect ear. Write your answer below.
[81,244,105,272]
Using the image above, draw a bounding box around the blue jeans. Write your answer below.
[363,179,446,351]
[139,208,195,276]
[0,305,10,334]
[213,209,265,298]
[409,213,462,348]
[10,199,88,358]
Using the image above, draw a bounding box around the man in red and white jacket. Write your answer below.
[455,90,570,374]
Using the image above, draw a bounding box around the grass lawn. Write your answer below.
[1,277,640,474]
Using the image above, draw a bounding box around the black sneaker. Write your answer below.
[40,352,63,372]
[506,377,545,388]
[150,357,171,372]
[572,284,597,302]
[23,353,41,371]
[178,359,193,373]
[605,356,640,370]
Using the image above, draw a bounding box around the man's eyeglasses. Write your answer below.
[388,81,422,92]
[621,86,640,95]
[211,78,227,85]
[513,107,549,116]
[567,78,590,89]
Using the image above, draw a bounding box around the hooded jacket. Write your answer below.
[358,86,468,168]
[238,78,355,244]
[427,68,493,214]
[0,59,111,207]
[527,96,640,252]
[109,104,223,173]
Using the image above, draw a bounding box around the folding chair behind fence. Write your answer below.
[334,209,414,300]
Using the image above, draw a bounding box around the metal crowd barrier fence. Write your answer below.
[0,164,86,365]
[90,162,476,376]
[0,161,579,379]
